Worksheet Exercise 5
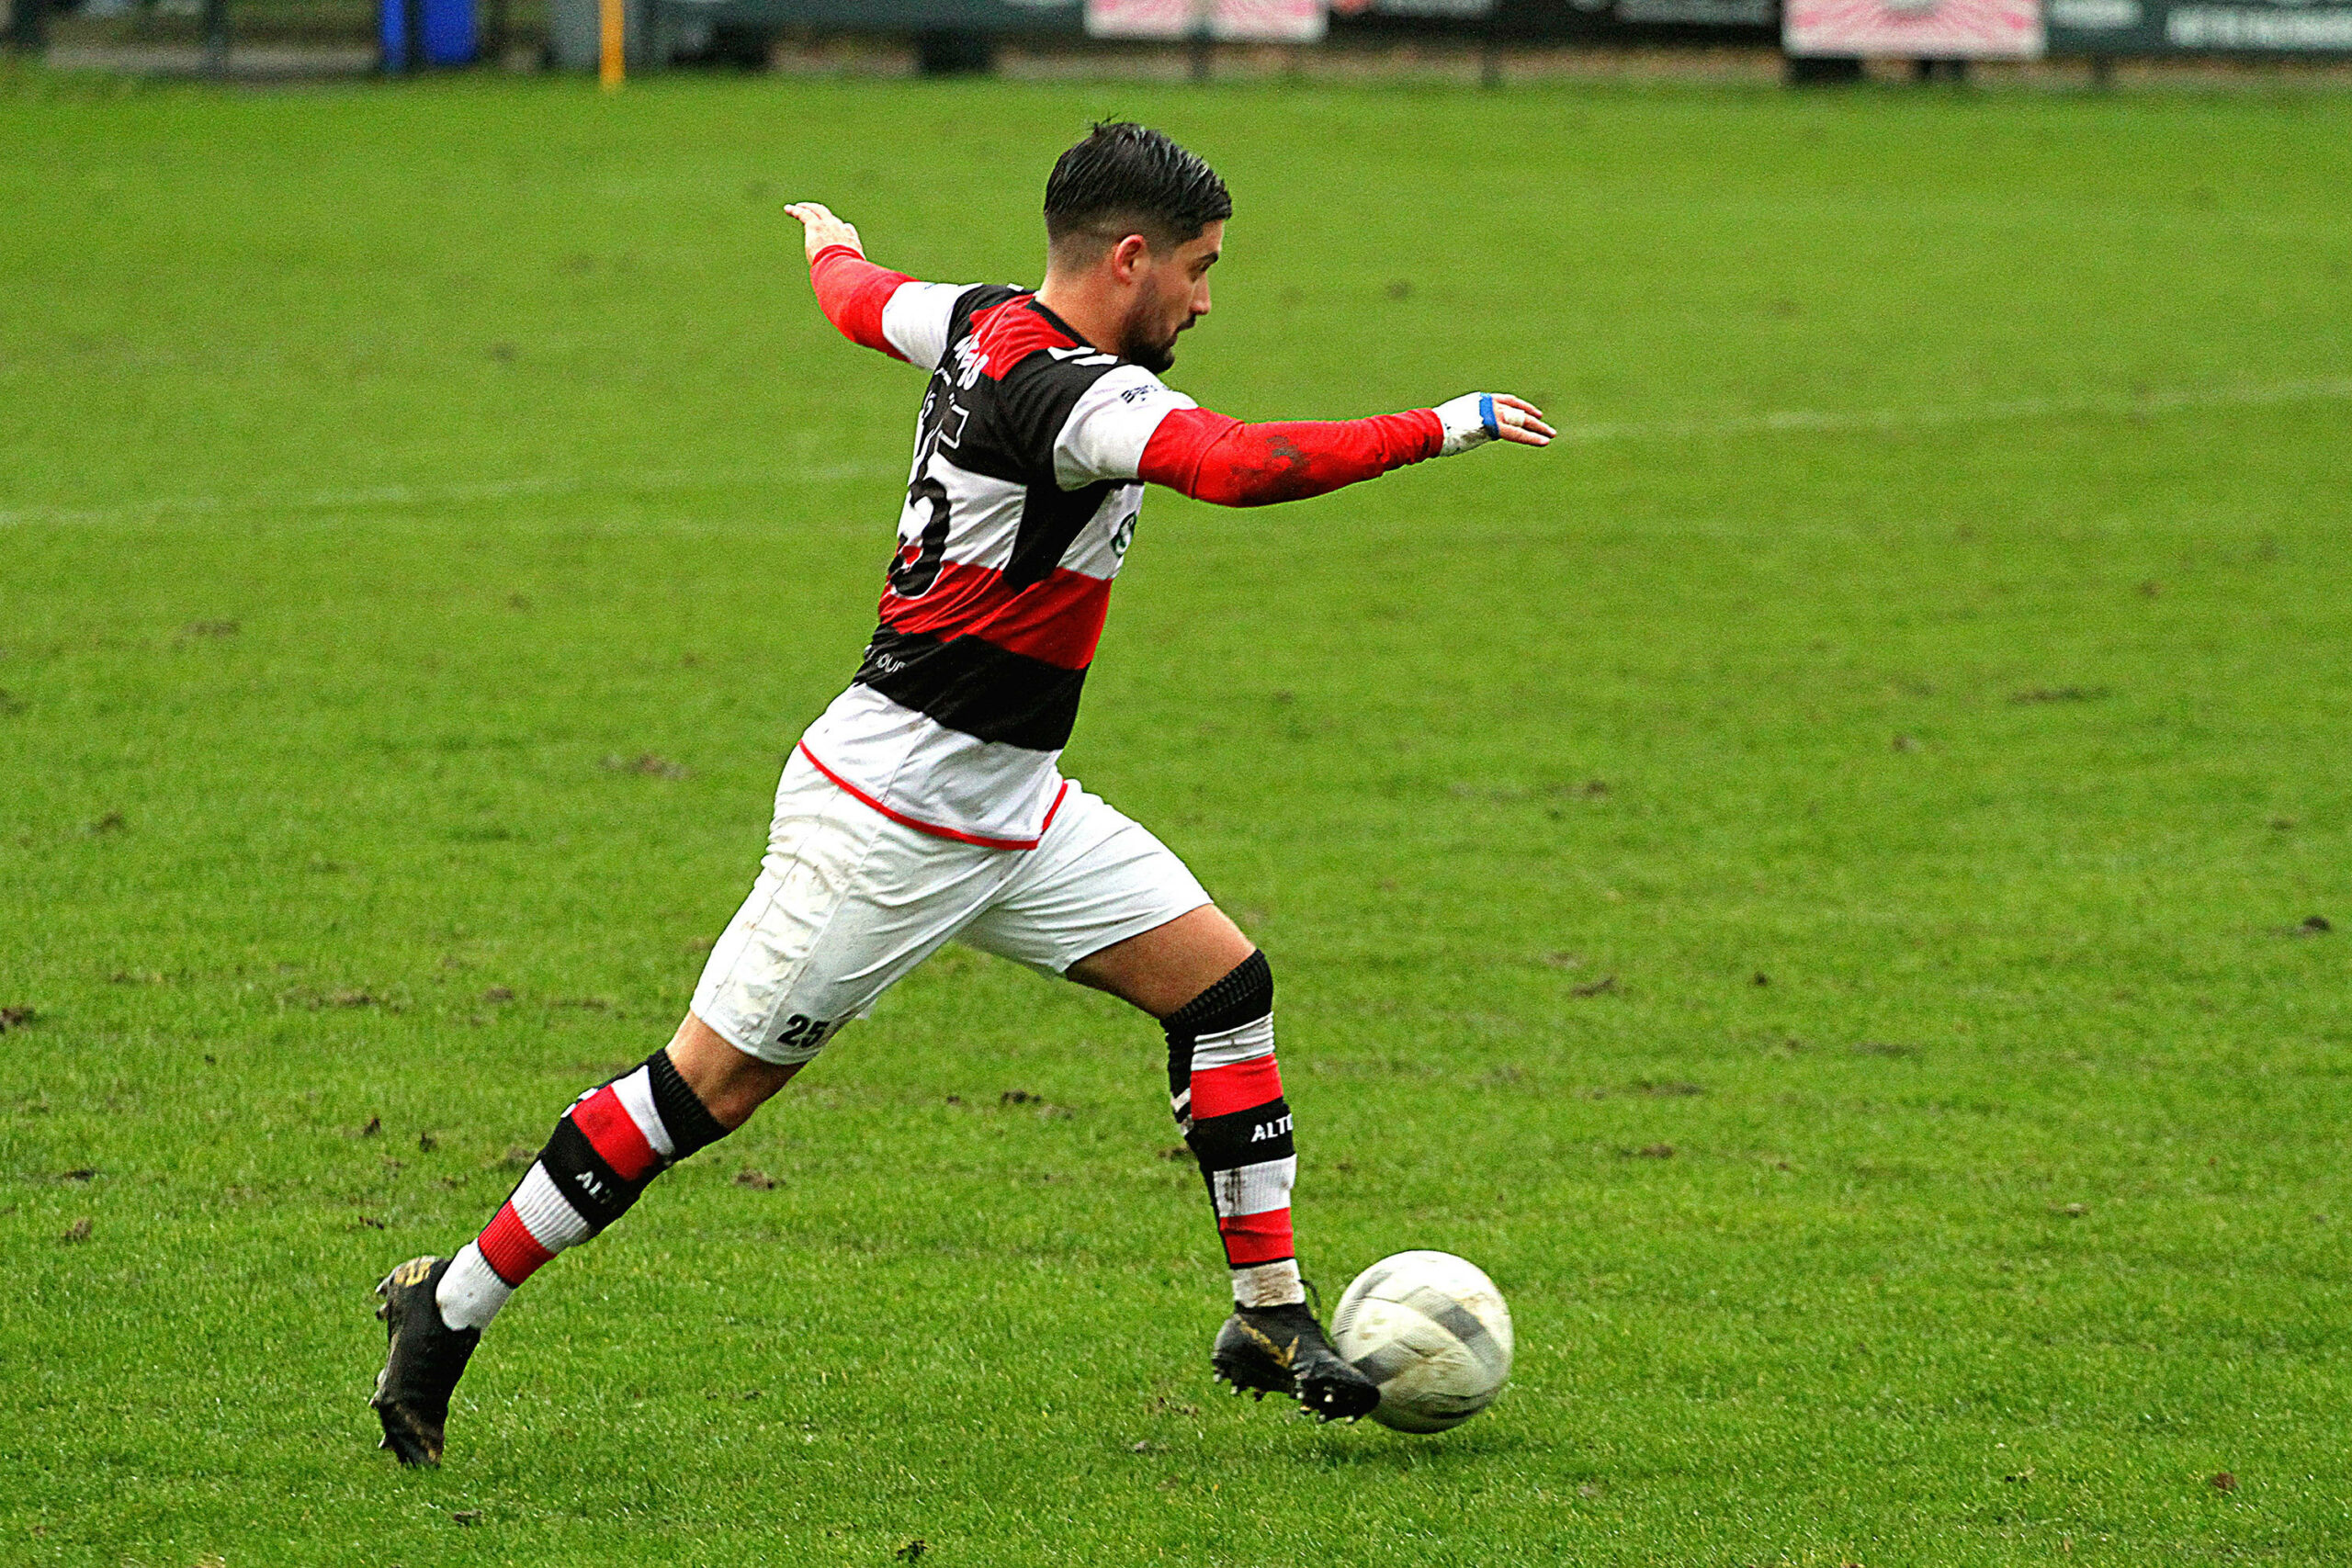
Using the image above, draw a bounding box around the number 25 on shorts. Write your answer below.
[773,1013,840,1053]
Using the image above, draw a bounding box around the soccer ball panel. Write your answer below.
[1330,1250,1513,1434]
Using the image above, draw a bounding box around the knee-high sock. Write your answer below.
[1163,950,1305,1309]
[435,1048,729,1332]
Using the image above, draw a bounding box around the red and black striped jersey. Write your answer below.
[795,243,1447,849]
[798,272,1198,848]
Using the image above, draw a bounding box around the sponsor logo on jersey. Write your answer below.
[954,337,987,389]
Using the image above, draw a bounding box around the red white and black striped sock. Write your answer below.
[435,1048,729,1332]
[1164,951,1306,1310]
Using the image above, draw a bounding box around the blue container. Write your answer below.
[381,0,476,68]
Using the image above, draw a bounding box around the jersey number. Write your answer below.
[889,474,951,599]
[889,381,966,601]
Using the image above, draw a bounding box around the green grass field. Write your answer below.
[5,66,2350,1566]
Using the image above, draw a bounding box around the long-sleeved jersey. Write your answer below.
[796,244,1446,849]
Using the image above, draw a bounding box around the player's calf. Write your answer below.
[1161,950,1376,1419]
[1164,950,1301,1308]
[441,1046,729,1327]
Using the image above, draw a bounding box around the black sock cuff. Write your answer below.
[1162,949,1273,1040]
[645,1048,729,1159]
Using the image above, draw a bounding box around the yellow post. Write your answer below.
[598,0,624,88]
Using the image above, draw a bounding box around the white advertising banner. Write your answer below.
[1783,0,2044,54]
[1087,0,1328,39]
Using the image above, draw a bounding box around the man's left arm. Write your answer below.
[1055,372,1553,505]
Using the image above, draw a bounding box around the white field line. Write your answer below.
[1546,374,2352,446]
[0,461,898,529]
[4,375,2346,529]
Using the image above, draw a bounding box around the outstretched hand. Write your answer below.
[785,201,863,265]
[1487,394,1554,446]
[1435,392,1555,457]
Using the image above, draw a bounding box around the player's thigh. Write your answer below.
[1065,903,1255,1020]
[956,783,1213,984]
[693,754,1015,1066]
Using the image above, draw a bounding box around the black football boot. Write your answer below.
[1211,1300,1380,1422]
[370,1255,480,1466]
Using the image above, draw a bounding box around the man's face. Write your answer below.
[1116,220,1222,373]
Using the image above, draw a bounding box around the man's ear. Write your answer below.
[1108,233,1153,286]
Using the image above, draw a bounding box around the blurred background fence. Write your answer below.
[3,0,2345,84]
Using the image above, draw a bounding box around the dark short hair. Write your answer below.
[1044,122,1231,261]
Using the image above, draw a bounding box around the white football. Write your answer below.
[1330,1250,1513,1433]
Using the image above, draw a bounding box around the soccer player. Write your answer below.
[370,121,1551,1466]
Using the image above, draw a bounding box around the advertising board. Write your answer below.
[1784,0,2041,53]
[1086,0,1325,38]
[2048,0,2352,51]
[1611,0,1774,24]
[698,0,1080,28]
[1331,0,1493,17]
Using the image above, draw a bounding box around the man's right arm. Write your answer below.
[786,200,967,368]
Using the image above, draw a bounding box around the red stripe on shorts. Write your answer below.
[477,1202,555,1286]
[1188,1055,1283,1120]
[570,1086,659,1181]
[797,742,1068,852]
[1218,1208,1295,1266]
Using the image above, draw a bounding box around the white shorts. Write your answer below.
[691,750,1212,1065]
